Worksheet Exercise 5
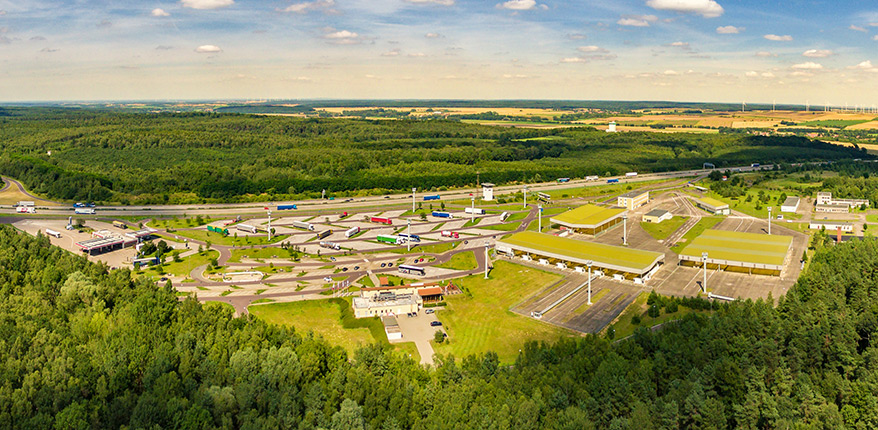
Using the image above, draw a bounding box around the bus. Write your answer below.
[500,211,509,222]
[317,229,332,240]
[398,264,426,276]
[537,192,551,202]
[112,221,127,229]
[45,229,62,238]
[398,233,420,243]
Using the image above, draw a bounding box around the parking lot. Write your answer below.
[390,310,445,365]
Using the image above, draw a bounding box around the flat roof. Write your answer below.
[782,196,800,206]
[550,204,626,228]
[619,189,649,199]
[695,196,729,209]
[645,209,670,217]
[679,229,792,269]
[496,231,664,275]
[418,287,443,296]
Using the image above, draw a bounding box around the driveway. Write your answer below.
[392,310,444,366]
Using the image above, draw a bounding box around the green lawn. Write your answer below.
[505,211,530,222]
[249,298,379,356]
[434,251,478,271]
[431,261,572,363]
[612,293,703,339]
[866,214,878,223]
[396,240,459,255]
[149,250,219,277]
[462,218,481,228]
[640,216,688,241]
[172,228,290,247]
[228,247,296,262]
[541,179,675,200]
[477,221,521,232]
[670,216,723,252]
[150,216,220,230]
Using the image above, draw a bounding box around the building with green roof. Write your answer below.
[679,229,792,275]
[549,204,627,235]
[693,196,730,215]
[495,231,664,278]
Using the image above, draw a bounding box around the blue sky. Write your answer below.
[0,0,877,104]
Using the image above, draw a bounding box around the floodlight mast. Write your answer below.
[702,252,708,294]
[523,185,528,209]
[586,260,593,305]
[622,213,628,246]
[412,187,416,214]
[767,207,772,235]
[538,204,543,232]
[484,241,490,279]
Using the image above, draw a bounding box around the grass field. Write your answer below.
[670,216,723,251]
[228,247,295,262]
[249,298,380,356]
[148,250,219,277]
[399,241,459,255]
[541,179,672,200]
[801,119,870,128]
[640,216,688,241]
[171,228,290,247]
[434,251,478,271]
[505,211,530,222]
[431,261,572,363]
[151,216,219,230]
[477,221,521,232]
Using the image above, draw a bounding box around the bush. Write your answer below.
[647,305,660,318]
[433,330,445,344]
[666,301,679,313]
[631,315,641,325]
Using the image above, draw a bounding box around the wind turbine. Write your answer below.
[741,101,746,112]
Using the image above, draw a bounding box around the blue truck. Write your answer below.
[277,204,297,210]
[423,195,441,201]
[607,178,620,184]
[431,211,453,219]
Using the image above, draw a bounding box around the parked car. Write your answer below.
[341,267,348,272]
[430,321,442,327]
[425,309,435,314]
[354,266,360,270]
[323,277,332,282]
[388,263,394,267]
[381,263,386,267]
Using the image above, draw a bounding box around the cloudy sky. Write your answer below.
[1,0,877,105]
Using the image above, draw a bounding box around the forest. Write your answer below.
[1,221,878,429]
[0,108,867,204]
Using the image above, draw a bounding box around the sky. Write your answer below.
[0,0,877,105]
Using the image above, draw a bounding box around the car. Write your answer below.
[342,267,348,272]
[330,257,336,261]
[381,262,386,267]
[425,309,435,314]
[388,263,393,267]
[384,196,390,199]
[354,266,360,270]
[430,321,442,326]
[159,277,167,282]
[464,240,469,245]
[324,277,332,282]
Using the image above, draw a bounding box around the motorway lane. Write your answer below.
[1,164,773,217]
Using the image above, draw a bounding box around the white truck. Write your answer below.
[345,226,360,238]
[464,207,486,215]
[625,172,638,177]
[74,208,95,215]
[292,220,315,231]
[16,206,35,214]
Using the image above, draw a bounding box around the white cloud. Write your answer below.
[802,49,833,58]
[716,25,742,34]
[408,52,426,57]
[577,45,607,53]
[848,60,878,72]
[764,34,793,41]
[744,71,758,77]
[873,35,878,41]
[195,44,222,53]
[617,15,658,27]
[381,49,400,56]
[761,72,775,78]
[755,51,776,57]
[498,0,537,10]
[670,41,689,47]
[404,0,454,5]
[560,57,587,63]
[151,8,170,17]
[849,25,867,32]
[181,0,234,10]
[791,62,823,70]
[646,0,724,18]
[281,0,335,14]
[567,33,587,40]
[663,69,679,75]
[0,10,6,16]
[323,29,364,44]
[425,32,443,38]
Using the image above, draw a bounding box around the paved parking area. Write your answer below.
[392,310,444,365]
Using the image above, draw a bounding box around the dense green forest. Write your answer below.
[2,224,878,428]
[0,108,865,204]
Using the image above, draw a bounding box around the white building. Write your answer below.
[809,221,853,232]
[643,209,672,223]
[816,192,869,209]
[781,196,800,213]
[617,189,649,210]
[607,121,617,132]
[482,183,495,201]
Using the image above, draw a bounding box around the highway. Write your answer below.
[1,163,772,217]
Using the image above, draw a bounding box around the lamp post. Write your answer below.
[484,241,490,279]
[412,187,416,214]
[267,210,272,241]
[523,185,528,209]
[471,195,475,224]
[622,213,628,246]
[586,260,593,305]
[702,252,708,294]
[538,204,543,232]
[407,219,412,252]
[767,206,772,235]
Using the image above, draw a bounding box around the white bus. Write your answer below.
[45,229,62,238]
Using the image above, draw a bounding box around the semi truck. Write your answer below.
[345,226,360,238]
[370,216,393,225]
[16,206,35,214]
[74,208,96,215]
[316,229,332,240]
[607,178,620,184]
[292,221,315,231]
[432,211,453,219]
[237,224,258,234]
[423,195,441,201]
[319,241,341,250]
[464,207,485,215]
[625,172,638,177]
[398,233,420,243]
[377,235,405,245]
[441,230,459,239]
[112,221,127,229]
[277,204,297,210]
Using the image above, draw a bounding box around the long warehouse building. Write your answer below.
[678,229,793,276]
[495,231,664,281]
[550,204,627,236]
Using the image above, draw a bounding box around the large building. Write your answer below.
[781,196,800,213]
[815,203,849,214]
[550,204,627,236]
[693,197,730,215]
[809,221,853,232]
[679,229,793,276]
[482,183,495,201]
[617,190,649,210]
[817,192,869,209]
[353,283,447,318]
[495,231,665,281]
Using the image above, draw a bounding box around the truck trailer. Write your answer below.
[345,226,360,238]
[292,221,315,231]
[464,207,485,215]
[237,224,258,234]
[423,195,441,201]
[431,211,453,219]
[74,208,96,215]
[277,204,297,210]
[370,216,392,225]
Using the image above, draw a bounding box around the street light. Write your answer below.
[484,240,490,279]
[622,213,628,246]
[538,204,543,232]
[701,252,708,294]
[586,260,593,305]
[412,187,416,214]
[407,219,412,252]
[767,206,772,235]
[523,185,528,209]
